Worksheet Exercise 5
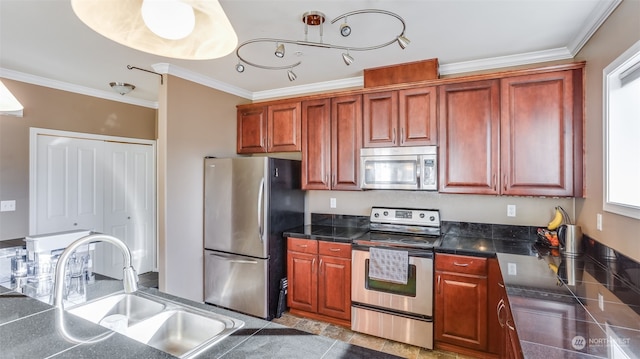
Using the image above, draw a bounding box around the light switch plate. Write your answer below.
[508,262,517,276]
[598,293,604,311]
[597,213,603,231]
[330,198,337,209]
[0,200,16,212]
[507,204,516,217]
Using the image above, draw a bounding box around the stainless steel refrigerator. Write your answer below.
[203,156,304,320]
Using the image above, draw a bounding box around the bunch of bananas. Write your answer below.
[547,206,570,230]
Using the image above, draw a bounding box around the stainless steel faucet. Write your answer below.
[53,234,138,308]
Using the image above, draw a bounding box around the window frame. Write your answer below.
[603,40,640,219]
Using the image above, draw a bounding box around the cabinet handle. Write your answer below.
[453,262,470,267]
[312,258,316,274]
[392,128,396,144]
[325,174,329,186]
[437,275,441,294]
[506,318,515,331]
[297,244,308,248]
[503,174,507,192]
[329,248,341,252]
[498,282,505,288]
[332,174,336,187]
[401,128,405,144]
[493,174,497,191]
[319,258,323,274]
[497,299,506,328]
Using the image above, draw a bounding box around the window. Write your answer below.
[603,40,640,219]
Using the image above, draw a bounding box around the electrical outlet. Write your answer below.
[330,198,337,209]
[508,262,517,276]
[597,213,603,231]
[0,200,16,212]
[507,204,516,217]
[598,293,604,311]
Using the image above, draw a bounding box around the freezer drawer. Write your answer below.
[204,250,268,319]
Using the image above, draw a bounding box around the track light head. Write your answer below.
[342,52,354,65]
[287,69,297,81]
[275,43,285,58]
[397,35,410,49]
[340,23,351,37]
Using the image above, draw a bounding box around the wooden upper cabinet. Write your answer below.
[237,102,301,153]
[439,67,582,197]
[237,105,268,153]
[500,70,576,196]
[363,87,437,147]
[268,102,301,152]
[331,95,362,190]
[439,80,501,194]
[302,99,332,190]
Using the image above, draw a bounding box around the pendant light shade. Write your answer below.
[71,0,238,60]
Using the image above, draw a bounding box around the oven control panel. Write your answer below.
[370,207,440,227]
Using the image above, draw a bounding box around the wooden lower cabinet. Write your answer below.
[287,238,351,326]
[435,254,522,358]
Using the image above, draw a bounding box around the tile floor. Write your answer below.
[272,312,470,359]
[138,272,470,359]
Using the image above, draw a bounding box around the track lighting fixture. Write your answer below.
[235,9,409,81]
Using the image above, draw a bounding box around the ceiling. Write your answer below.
[0,0,621,108]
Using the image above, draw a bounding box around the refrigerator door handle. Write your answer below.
[209,252,258,264]
[257,177,265,242]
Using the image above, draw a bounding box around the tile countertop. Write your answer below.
[0,281,400,358]
[284,220,640,358]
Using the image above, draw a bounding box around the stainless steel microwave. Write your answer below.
[360,146,438,191]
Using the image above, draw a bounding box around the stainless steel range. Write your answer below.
[351,207,441,349]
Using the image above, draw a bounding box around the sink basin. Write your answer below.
[68,293,166,326]
[67,291,244,358]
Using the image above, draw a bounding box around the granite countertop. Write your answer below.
[0,279,399,358]
[283,224,368,243]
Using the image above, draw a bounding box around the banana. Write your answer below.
[548,263,559,274]
[547,207,564,230]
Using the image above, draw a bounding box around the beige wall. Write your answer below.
[574,0,640,262]
[157,75,246,301]
[0,79,156,240]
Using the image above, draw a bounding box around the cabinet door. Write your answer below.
[317,255,351,320]
[501,71,574,196]
[268,102,301,152]
[363,91,398,147]
[439,80,500,194]
[331,95,362,190]
[237,105,267,153]
[287,250,318,313]
[435,272,488,351]
[399,86,438,146]
[301,99,331,190]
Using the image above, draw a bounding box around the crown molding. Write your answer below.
[0,68,158,109]
[567,0,622,56]
[252,77,364,101]
[151,63,253,100]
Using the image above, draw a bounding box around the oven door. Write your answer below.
[352,247,433,317]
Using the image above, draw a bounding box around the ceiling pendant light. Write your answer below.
[110,82,135,95]
[234,9,409,80]
[71,0,238,60]
[141,0,195,40]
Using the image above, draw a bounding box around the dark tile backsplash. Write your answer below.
[310,213,369,228]
[442,221,537,241]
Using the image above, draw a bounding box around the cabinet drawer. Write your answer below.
[288,237,318,254]
[318,241,351,259]
[436,253,487,275]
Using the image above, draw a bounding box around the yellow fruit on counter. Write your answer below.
[548,263,559,274]
[547,207,564,230]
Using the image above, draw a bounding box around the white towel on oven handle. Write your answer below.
[368,247,409,284]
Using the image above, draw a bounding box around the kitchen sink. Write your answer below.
[66,291,244,358]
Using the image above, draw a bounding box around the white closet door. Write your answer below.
[97,141,155,278]
[35,135,104,234]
